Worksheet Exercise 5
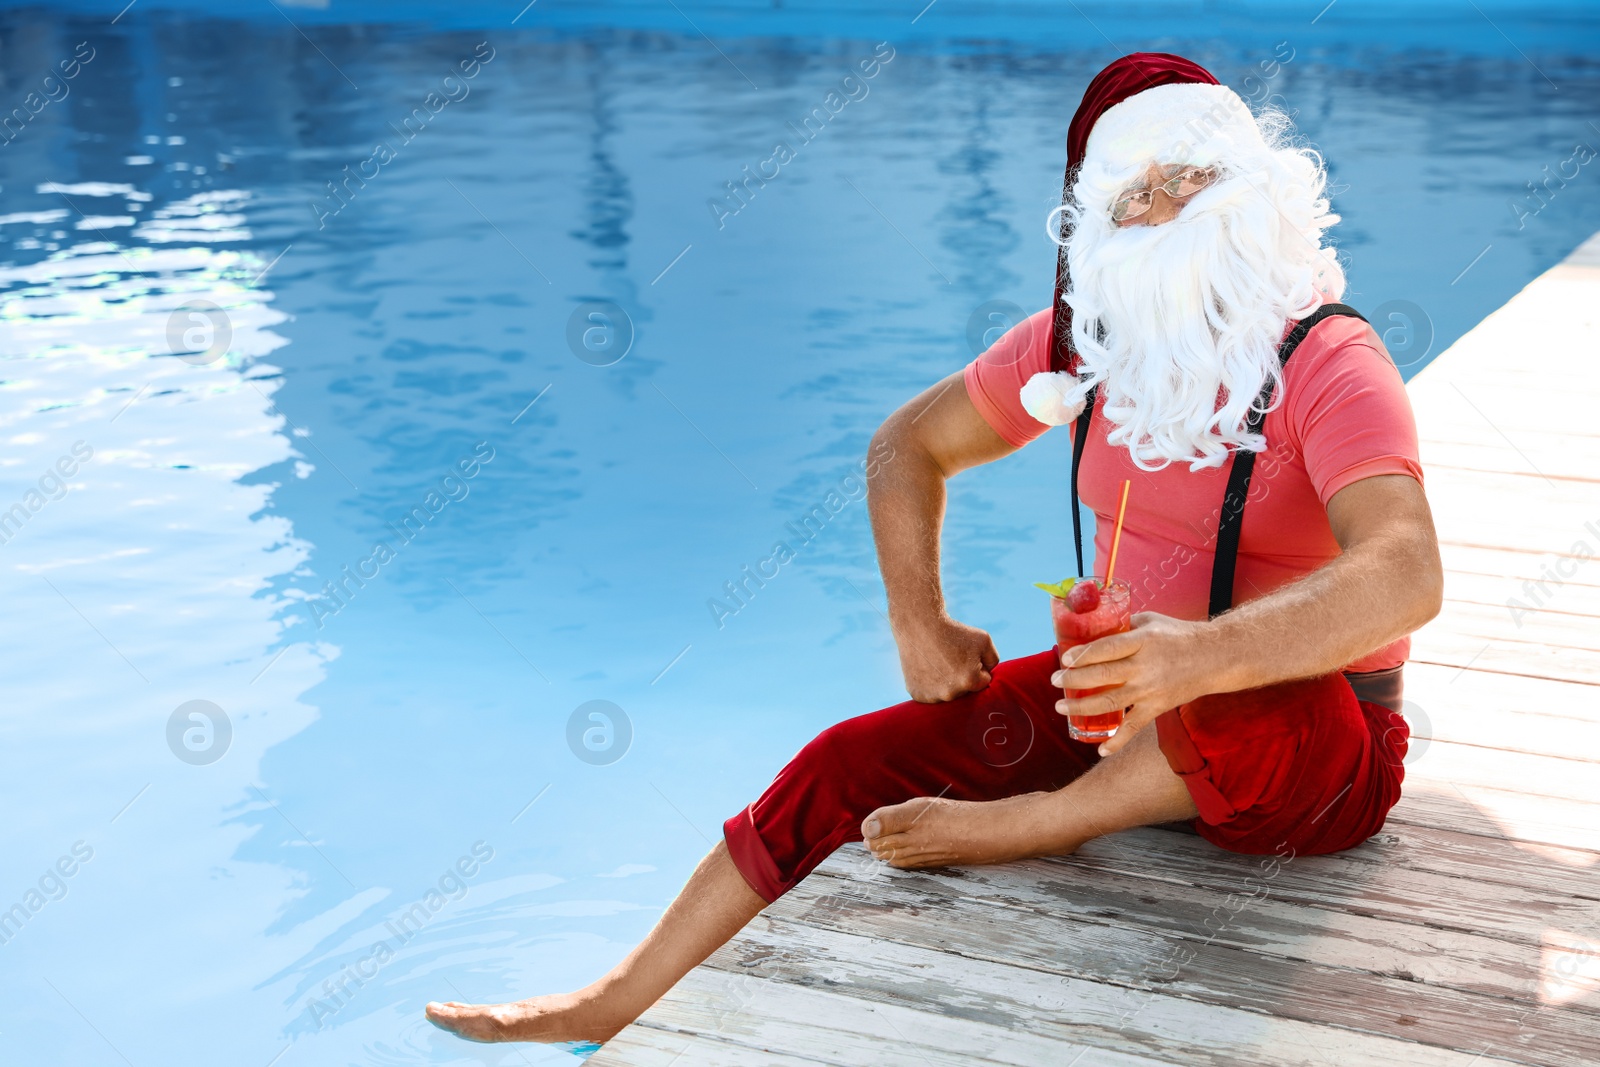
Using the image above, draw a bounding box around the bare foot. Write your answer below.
[860,792,1083,869]
[425,993,625,1044]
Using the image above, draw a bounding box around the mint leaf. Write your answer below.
[1033,577,1078,598]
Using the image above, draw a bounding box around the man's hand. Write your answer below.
[1053,612,1216,755]
[895,614,1000,703]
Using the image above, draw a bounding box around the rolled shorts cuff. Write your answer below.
[1155,707,1239,826]
[723,805,787,904]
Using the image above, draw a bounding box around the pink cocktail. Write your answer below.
[1050,577,1132,742]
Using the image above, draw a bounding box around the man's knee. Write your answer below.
[784,720,865,802]
[807,649,1059,768]
[1159,674,1399,855]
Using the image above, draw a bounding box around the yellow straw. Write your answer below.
[1104,479,1131,585]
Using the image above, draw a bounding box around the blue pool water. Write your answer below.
[2,2,1598,1064]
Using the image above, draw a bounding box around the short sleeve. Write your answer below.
[962,307,1056,448]
[1281,319,1424,505]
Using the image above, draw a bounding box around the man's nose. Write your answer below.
[1145,187,1181,225]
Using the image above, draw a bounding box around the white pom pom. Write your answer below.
[1019,371,1086,427]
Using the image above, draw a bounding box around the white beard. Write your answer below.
[1060,145,1344,472]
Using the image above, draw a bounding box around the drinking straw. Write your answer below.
[1104,479,1131,585]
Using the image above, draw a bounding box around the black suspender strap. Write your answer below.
[1206,447,1259,619]
[1067,303,1368,614]
[1069,382,1098,577]
[1206,302,1367,618]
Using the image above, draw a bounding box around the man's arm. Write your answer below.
[1062,473,1444,754]
[868,371,1020,702]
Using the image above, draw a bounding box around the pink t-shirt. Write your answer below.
[964,307,1423,674]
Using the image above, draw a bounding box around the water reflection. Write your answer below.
[0,198,340,1062]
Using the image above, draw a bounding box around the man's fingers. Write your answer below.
[1060,629,1141,668]
[951,666,993,701]
[1095,707,1159,756]
[1056,687,1128,719]
[1052,660,1127,691]
[1095,705,1169,756]
[980,635,1000,671]
[910,669,990,704]
[1097,721,1139,756]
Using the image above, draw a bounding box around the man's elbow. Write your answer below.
[1408,540,1445,631]
[870,407,944,482]
[869,419,902,476]
[869,417,899,461]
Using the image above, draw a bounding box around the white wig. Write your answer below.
[1030,84,1345,471]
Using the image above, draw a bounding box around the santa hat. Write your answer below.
[1023,53,1257,428]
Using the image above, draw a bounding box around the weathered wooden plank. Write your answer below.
[1064,833,1600,974]
[1444,581,1600,618]
[1422,515,1598,565]
[602,806,1600,1065]
[790,850,1582,1012]
[1420,475,1597,550]
[1421,412,1600,442]
[1419,378,1600,405]
[1388,784,1600,854]
[1423,460,1600,504]
[1441,541,1600,576]
[1416,400,1600,437]
[1408,634,1600,686]
[1412,330,1600,374]
[1403,738,1600,805]
[1437,545,1600,618]
[1057,826,1600,953]
[589,1023,831,1067]
[1405,253,1600,394]
[1444,577,1600,621]
[1441,550,1600,624]
[768,870,1600,1065]
[1420,422,1600,449]
[1341,820,1600,900]
[1419,438,1600,485]
[1434,601,1600,654]
[1411,622,1600,685]
[1402,662,1600,760]
[689,913,1563,1067]
[595,967,1178,1067]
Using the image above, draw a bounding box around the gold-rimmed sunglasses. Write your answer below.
[1111,164,1220,223]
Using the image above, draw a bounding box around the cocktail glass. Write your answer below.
[1051,577,1133,742]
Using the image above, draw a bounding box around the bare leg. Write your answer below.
[426,726,1192,1043]
[425,840,764,1044]
[862,725,1196,868]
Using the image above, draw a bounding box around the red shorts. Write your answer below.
[724,649,1408,902]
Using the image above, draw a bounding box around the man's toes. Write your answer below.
[862,797,939,842]
[868,831,914,860]
[889,849,952,870]
[425,1001,504,1041]
[872,833,951,869]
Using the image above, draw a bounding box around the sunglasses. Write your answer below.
[1111,164,1220,223]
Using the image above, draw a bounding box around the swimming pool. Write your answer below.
[2,2,1597,1063]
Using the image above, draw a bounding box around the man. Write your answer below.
[426,52,1441,1044]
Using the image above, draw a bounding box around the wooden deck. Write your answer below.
[591,234,1600,1067]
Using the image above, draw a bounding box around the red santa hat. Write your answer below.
[1067,52,1227,174]
[1026,53,1255,427]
